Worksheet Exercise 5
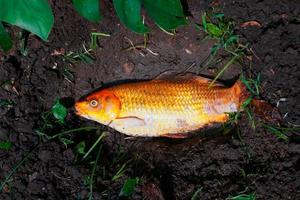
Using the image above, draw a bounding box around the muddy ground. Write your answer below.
[0,0,299,199]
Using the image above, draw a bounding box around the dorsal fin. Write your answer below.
[153,70,177,80]
[153,71,225,87]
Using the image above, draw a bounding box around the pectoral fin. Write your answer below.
[111,116,146,129]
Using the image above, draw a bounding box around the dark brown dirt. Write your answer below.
[1,0,299,200]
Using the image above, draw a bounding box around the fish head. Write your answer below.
[75,89,121,125]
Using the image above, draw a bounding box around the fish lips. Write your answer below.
[74,101,88,116]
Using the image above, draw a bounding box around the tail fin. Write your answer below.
[251,99,282,124]
[232,80,282,124]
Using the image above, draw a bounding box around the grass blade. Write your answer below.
[83,132,106,160]
[88,144,103,200]
[209,54,239,87]
[0,145,37,192]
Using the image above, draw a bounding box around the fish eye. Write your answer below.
[89,100,98,108]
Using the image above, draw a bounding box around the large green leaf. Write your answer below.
[142,0,187,30]
[0,0,54,41]
[143,0,185,17]
[0,22,12,52]
[113,0,149,34]
[72,0,102,22]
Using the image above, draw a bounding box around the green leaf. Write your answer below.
[0,141,13,150]
[144,0,185,17]
[59,137,74,148]
[213,13,225,19]
[113,0,149,34]
[143,0,187,30]
[119,178,139,197]
[201,13,207,32]
[211,43,221,55]
[227,193,256,200]
[262,124,288,141]
[206,23,223,37]
[0,99,13,107]
[225,35,239,48]
[76,141,86,155]
[72,0,102,22]
[0,0,54,41]
[0,22,12,52]
[52,99,68,123]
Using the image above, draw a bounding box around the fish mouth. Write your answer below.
[74,102,87,116]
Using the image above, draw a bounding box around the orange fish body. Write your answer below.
[75,73,247,137]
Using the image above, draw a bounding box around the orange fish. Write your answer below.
[74,73,256,138]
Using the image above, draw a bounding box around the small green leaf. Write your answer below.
[119,178,139,197]
[52,99,68,123]
[210,43,221,55]
[84,175,92,186]
[201,12,207,31]
[72,0,102,22]
[206,23,223,37]
[241,96,253,110]
[213,13,225,19]
[262,124,288,141]
[113,0,149,34]
[143,0,187,31]
[225,35,239,48]
[227,193,256,200]
[59,137,74,148]
[0,0,54,41]
[240,75,261,97]
[76,141,86,155]
[0,22,12,52]
[0,99,13,107]
[0,141,13,150]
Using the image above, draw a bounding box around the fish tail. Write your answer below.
[232,80,282,123]
[250,99,282,124]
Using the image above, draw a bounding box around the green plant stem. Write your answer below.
[191,187,202,200]
[91,32,110,37]
[51,126,98,139]
[83,132,106,160]
[0,144,38,192]
[209,54,239,87]
[88,144,103,200]
[112,161,129,181]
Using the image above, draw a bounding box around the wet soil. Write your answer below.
[0,0,299,199]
